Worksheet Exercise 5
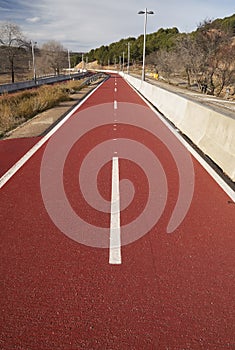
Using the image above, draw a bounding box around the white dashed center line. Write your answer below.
[109,156,121,265]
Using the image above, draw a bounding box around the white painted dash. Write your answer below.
[114,100,118,110]
[109,157,121,265]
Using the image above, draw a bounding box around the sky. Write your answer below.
[0,0,234,52]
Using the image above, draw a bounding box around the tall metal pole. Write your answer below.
[82,53,84,71]
[138,8,154,81]
[142,8,147,81]
[127,42,130,74]
[31,40,37,84]
[68,49,71,78]
[123,51,125,71]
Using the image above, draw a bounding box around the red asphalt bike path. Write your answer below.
[0,75,235,349]
[0,137,42,178]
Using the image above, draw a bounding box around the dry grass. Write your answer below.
[0,80,84,136]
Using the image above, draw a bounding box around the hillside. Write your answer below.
[84,13,235,67]
[211,13,235,33]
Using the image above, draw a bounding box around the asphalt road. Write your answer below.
[0,74,235,349]
[146,76,235,119]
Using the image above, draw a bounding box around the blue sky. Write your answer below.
[0,0,234,52]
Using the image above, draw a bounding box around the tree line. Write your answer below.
[85,14,235,96]
[85,27,180,66]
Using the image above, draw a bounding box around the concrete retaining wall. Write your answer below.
[124,74,235,182]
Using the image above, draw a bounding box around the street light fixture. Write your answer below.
[138,8,154,81]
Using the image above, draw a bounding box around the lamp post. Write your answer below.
[127,41,130,74]
[31,40,37,83]
[82,53,84,71]
[68,49,71,78]
[138,8,154,81]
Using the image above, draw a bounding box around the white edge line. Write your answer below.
[109,156,122,265]
[0,80,106,189]
[124,77,235,202]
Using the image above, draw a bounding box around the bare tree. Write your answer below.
[174,34,196,86]
[192,20,231,94]
[215,42,235,96]
[0,22,27,83]
[40,41,67,76]
[173,20,234,95]
[146,49,178,83]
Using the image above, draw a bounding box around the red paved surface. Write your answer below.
[0,74,235,349]
[0,137,41,178]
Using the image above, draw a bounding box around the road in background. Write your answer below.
[0,74,234,349]
[146,76,235,119]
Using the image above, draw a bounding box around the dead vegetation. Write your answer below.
[0,80,84,137]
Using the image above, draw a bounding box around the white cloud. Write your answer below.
[26,17,40,23]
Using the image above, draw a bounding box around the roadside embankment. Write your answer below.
[0,74,106,139]
[123,73,235,182]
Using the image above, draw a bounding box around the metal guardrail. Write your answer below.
[78,72,109,89]
[0,72,89,94]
